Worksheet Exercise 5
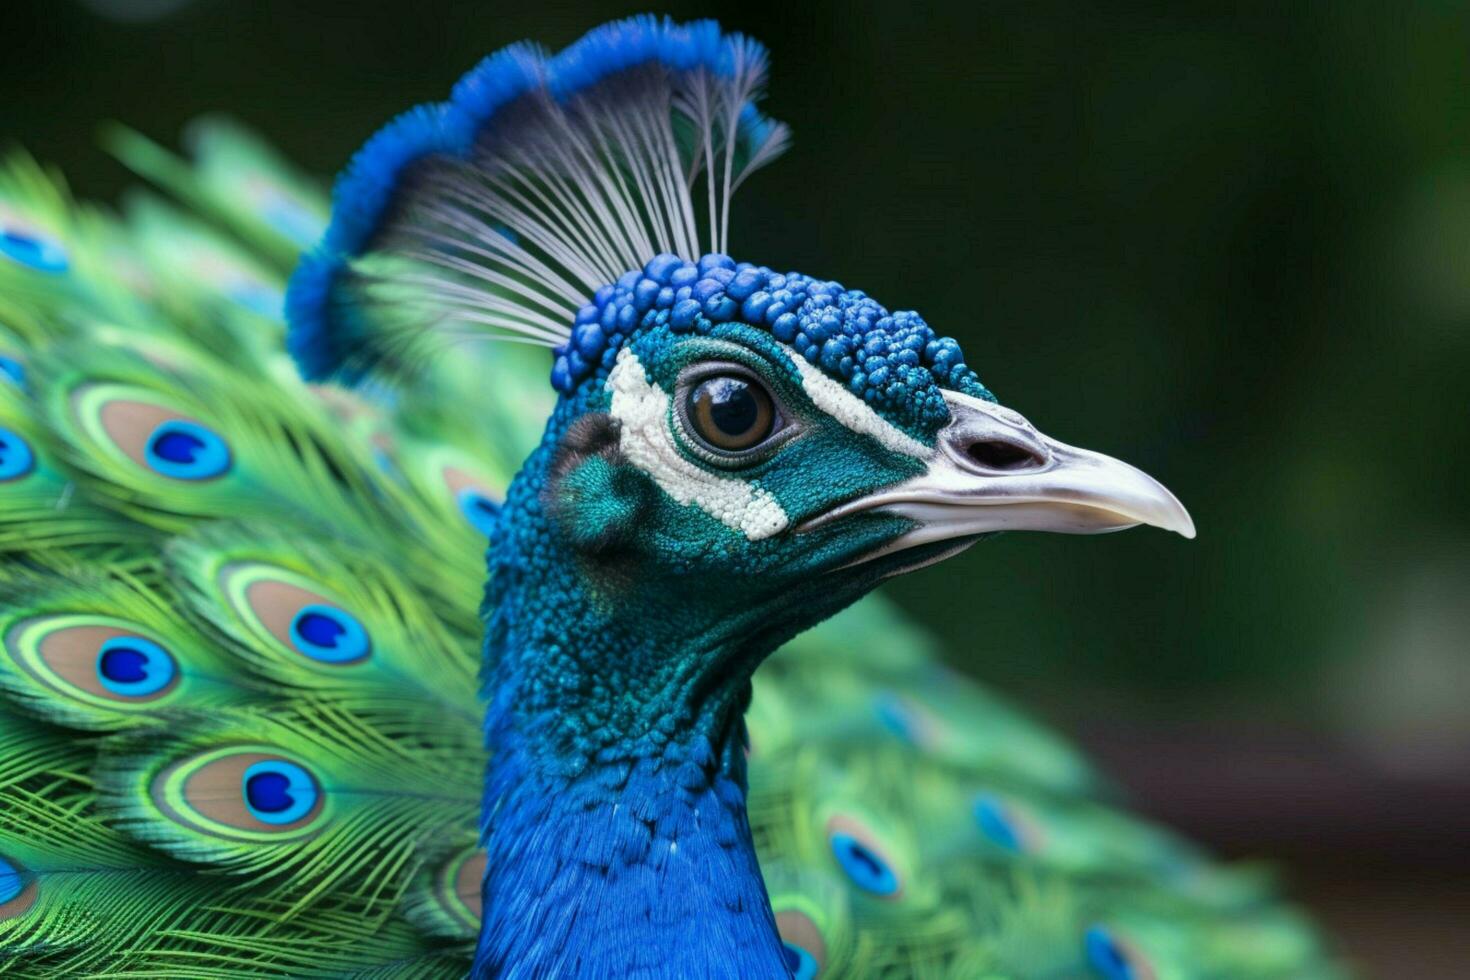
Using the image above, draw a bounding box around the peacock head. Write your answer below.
[516,250,1192,651]
[286,17,1193,719]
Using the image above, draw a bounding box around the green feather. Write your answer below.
[0,153,157,333]
[0,566,249,729]
[400,838,485,943]
[34,338,385,532]
[105,116,328,270]
[0,383,148,564]
[0,715,432,978]
[164,521,479,720]
[95,707,476,906]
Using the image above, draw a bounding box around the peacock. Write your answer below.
[0,16,1343,979]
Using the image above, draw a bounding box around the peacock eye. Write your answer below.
[150,746,327,840]
[685,373,778,453]
[0,853,35,918]
[96,636,177,698]
[289,604,371,665]
[825,814,904,899]
[457,487,501,536]
[0,426,35,482]
[0,354,27,391]
[242,759,320,825]
[1084,925,1154,980]
[144,419,232,481]
[0,226,69,273]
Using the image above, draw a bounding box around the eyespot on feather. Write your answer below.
[289,604,370,664]
[241,759,319,824]
[1085,925,1157,980]
[4,616,181,706]
[0,224,69,273]
[71,383,232,481]
[0,426,35,482]
[438,846,487,931]
[443,465,501,536]
[0,855,37,920]
[151,747,326,840]
[143,419,231,480]
[825,814,903,899]
[0,353,27,391]
[973,793,1046,856]
[775,909,826,979]
[370,432,401,478]
[219,563,372,667]
[872,691,948,751]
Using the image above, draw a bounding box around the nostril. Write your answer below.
[965,439,1043,471]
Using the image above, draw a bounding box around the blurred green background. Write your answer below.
[6,1,1469,975]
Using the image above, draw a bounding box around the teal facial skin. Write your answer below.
[489,321,940,761]
[612,323,932,570]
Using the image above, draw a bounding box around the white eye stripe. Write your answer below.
[784,348,930,459]
[606,348,789,541]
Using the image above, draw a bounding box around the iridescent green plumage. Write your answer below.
[0,119,1341,977]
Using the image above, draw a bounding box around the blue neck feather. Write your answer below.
[472,426,792,978]
[472,713,786,978]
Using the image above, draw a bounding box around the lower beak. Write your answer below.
[800,390,1194,565]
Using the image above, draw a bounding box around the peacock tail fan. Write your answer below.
[0,15,1345,979]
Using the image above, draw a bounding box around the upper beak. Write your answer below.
[800,390,1194,564]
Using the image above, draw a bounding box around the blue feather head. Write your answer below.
[288,16,1192,754]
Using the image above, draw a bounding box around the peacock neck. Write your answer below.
[471,705,787,978]
[471,474,791,977]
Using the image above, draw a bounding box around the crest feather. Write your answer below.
[288,16,789,383]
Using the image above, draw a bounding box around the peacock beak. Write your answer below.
[800,390,1194,561]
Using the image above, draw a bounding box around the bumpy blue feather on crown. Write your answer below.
[287,17,783,382]
[559,252,990,431]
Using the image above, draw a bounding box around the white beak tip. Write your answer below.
[1148,490,1196,540]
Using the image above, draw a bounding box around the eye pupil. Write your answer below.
[688,374,776,452]
[708,379,758,435]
